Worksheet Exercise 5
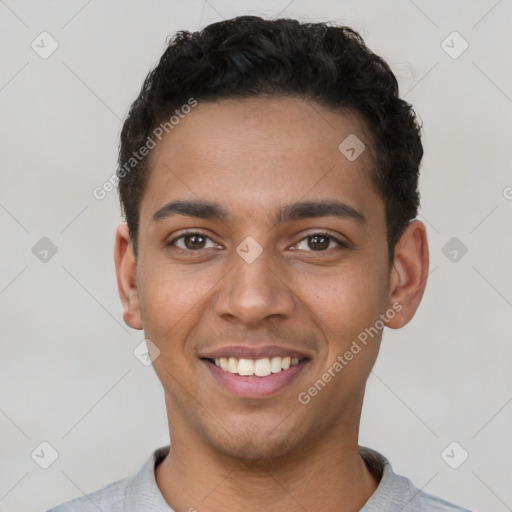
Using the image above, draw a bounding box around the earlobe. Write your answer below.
[386,220,429,330]
[114,224,143,330]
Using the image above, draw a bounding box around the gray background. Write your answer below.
[1,1,511,511]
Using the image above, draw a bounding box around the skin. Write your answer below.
[114,96,429,512]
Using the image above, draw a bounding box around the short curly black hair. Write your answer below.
[118,16,423,263]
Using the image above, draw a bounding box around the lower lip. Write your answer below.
[203,359,309,398]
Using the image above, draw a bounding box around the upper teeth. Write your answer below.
[213,357,300,377]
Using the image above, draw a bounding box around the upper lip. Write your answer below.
[200,345,311,360]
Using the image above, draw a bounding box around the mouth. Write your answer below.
[200,350,311,398]
[203,356,305,377]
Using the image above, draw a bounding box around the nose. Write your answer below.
[213,245,296,328]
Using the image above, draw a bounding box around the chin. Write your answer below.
[204,422,303,465]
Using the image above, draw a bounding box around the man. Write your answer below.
[48,15,470,512]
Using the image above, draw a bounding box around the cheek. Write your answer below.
[136,258,219,348]
[303,262,387,341]
[299,267,385,407]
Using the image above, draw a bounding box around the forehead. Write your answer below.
[141,96,381,222]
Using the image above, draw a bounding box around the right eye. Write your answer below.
[167,231,221,253]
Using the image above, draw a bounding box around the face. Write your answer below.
[115,97,428,463]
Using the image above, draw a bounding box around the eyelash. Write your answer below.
[166,230,349,254]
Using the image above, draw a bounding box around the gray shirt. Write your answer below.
[46,445,471,511]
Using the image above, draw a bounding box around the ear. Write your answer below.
[386,220,429,329]
[114,224,143,330]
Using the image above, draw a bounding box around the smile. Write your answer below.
[208,356,302,377]
[202,355,310,398]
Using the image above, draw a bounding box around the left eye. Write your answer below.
[294,233,346,251]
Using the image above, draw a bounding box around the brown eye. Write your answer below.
[294,232,347,252]
[307,235,330,251]
[167,232,218,252]
[183,234,207,250]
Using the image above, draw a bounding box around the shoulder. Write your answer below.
[45,445,171,512]
[359,446,472,512]
[403,482,472,512]
[44,475,129,512]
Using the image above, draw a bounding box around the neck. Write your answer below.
[155,424,378,512]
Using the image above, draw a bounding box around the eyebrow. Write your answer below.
[152,199,366,225]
